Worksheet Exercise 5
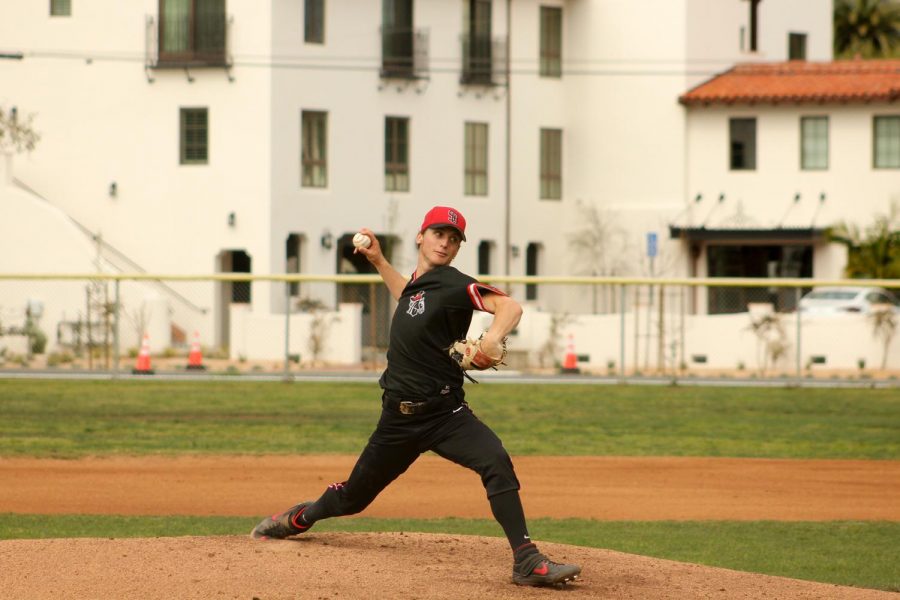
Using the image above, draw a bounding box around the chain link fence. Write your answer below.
[0,274,897,384]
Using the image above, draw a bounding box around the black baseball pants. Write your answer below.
[306,395,521,521]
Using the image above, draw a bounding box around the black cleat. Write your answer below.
[512,552,581,587]
[250,501,314,540]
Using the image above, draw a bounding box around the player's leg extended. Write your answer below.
[430,407,581,586]
[251,412,419,539]
[301,436,418,522]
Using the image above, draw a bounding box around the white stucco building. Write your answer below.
[676,59,900,314]
[7,0,889,358]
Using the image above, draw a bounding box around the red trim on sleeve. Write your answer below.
[467,283,507,313]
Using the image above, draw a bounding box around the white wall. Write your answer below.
[229,301,362,363]
[0,167,171,353]
[0,1,275,315]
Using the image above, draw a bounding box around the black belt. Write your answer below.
[382,391,462,415]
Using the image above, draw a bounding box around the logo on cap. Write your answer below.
[420,206,467,241]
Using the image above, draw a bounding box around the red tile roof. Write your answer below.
[679,60,900,106]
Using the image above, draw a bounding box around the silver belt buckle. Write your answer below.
[399,401,415,415]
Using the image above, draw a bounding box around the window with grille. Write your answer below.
[540,6,562,77]
[464,122,488,196]
[801,116,828,170]
[385,117,409,192]
[788,32,807,60]
[540,128,562,199]
[50,0,71,16]
[381,0,414,77]
[159,0,226,65]
[874,116,900,169]
[305,0,324,44]
[462,0,492,84]
[180,108,208,165]
[729,118,756,170]
[302,111,328,187]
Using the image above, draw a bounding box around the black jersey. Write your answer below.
[379,265,505,397]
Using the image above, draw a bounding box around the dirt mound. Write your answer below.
[0,532,892,600]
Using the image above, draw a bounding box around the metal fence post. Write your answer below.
[283,281,292,381]
[795,286,802,384]
[113,278,120,377]
[619,284,626,381]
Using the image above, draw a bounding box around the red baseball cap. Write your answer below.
[420,206,467,241]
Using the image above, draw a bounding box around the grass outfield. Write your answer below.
[0,379,898,458]
[1,515,897,592]
[1,379,898,590]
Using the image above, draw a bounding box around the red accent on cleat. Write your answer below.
[532,562,549,576]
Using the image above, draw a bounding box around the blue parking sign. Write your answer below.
[647,232,658,258]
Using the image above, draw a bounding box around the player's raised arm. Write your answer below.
[353,227,408,301]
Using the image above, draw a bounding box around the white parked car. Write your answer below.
[799,286,900,315]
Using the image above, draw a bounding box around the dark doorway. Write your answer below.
[215,249,252,350]
[706,244,812,314]
[336,233,396,348]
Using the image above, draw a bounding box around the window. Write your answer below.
[540,6,562,77]
[801,116,828,170]
[464,122,489,196]
[305,0,324,44]
[385,116,409,192]
[381,0,414,77]
[788,32,807,60]
[477,241,493,275]
[747,0,761,52]
[540,128,562,199]
[50,0,71,16]
[729,118,756,170]
[525,243,540,300]
[462,0,492,84]
[180,108,208,165]
[159,0,226,65]
[874,116,900,169]
[302,111,328,187]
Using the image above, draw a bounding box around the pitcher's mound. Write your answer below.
[0,532,891,599]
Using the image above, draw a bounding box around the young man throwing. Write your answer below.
[251,206,581,587]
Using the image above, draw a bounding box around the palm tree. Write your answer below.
[828,202,900,279]
[834,0,900,58]
[869,306,897,370]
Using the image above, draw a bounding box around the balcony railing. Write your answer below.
[460,33,507,86]
[145,5,232,69]
[380,26,429,80]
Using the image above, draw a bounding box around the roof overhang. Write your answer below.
[668,226,828,242]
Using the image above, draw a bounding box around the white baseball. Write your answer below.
[352,232,372,249]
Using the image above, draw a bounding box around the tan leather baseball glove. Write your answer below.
[448,335,507,371]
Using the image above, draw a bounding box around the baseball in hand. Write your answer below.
[352,232,372,250]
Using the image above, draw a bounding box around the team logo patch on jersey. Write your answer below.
[407,291,426,317]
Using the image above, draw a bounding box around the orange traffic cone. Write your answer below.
[561,334,580,374]
[132,333,155,375]
[186,331,206,370]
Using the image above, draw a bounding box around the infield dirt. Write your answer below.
[1,455,898,599]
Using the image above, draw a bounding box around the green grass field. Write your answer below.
[1,379,898,590]
[1,380,898,458]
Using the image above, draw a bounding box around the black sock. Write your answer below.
[488,490,534,552]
